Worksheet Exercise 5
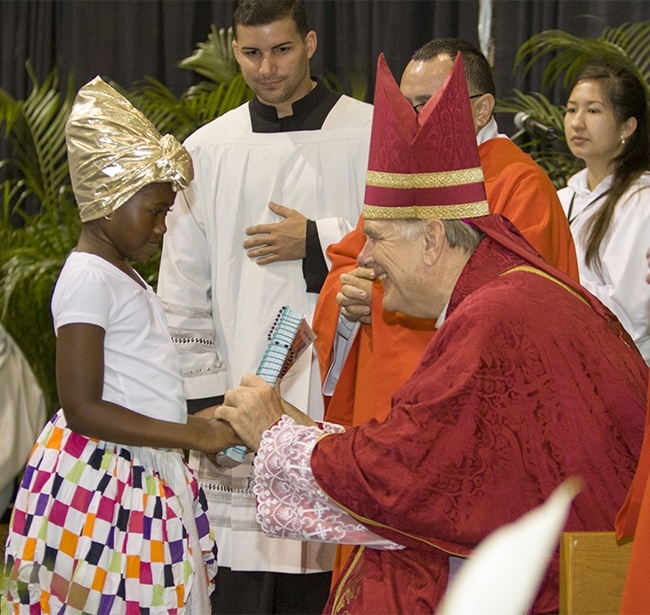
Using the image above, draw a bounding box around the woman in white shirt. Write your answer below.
[558,63,650,363]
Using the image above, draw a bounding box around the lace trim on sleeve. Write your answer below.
[253,415,402,549]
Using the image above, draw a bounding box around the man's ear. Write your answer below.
[423,219,446,266]
[232,39,241,65]
[305,30,317,60]
[473,93,495,131]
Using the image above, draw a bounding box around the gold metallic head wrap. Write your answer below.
[65,76,193,222]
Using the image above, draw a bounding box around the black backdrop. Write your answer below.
[1,1,648,119]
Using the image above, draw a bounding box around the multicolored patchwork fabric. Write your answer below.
[2,410,217,614]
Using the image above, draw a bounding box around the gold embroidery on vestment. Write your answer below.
[363,201,489,220]
[331,546,365,615]
[500,265,588,306]
[366,168,484,188]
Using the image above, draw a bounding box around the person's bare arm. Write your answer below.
[280,397,317,427]
[56,323,242,453]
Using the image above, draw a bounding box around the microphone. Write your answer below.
[514,112,558,141]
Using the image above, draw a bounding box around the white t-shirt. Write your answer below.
[52,251,186,423]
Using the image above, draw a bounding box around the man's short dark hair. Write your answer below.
[412,38,496,98]
[233,0,309,39]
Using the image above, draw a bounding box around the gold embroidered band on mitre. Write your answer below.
[366,167,484,189]
[363,201,490,220]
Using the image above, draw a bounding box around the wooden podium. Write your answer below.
[559,531,633,615]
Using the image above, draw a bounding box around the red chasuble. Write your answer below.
[311,236,647,615]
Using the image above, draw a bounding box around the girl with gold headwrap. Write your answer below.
[2,77,240,613]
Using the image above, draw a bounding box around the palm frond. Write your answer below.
[0,176,27,223]
[127,77,203,140]
[129,75,252,141]
[497,90,566,131]
[515,23,650,94]
[496,90,575,189]
[0,88,18,134]
[0,71,79,415]
[214,74,253,117]
[320,70,368,101]
[179,25,240,84]
[601,22,650,82]
[0,202,79,413]
[1,64,75,212]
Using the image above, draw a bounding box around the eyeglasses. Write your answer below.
[413,93,485,113]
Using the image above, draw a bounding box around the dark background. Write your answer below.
[1,1,648,122]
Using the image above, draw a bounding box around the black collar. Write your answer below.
[249,78,341,133]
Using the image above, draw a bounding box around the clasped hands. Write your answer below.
[204,375,316,460]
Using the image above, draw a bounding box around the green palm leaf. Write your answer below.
[0,64,75,212]
[127,77,203,140]
[321,70,368,102]
[179,25,240,84]
[602,22,650,78]
[496,90,575,189]
[129,74,252,141]
[497,90,566,132]
[0,201,80,412]
[0,66,78,414]
[515,22,650,94]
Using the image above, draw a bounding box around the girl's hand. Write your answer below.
[197,417,245,454]
[193,406,218,420]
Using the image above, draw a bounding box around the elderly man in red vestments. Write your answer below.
[312,37,578,427]
[215,54,646,614]
[315,40,581,578]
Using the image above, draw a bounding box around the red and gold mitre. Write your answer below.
[363,53,489,220]
[361,52,617,331]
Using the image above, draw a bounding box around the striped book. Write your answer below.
[216,306,316,467]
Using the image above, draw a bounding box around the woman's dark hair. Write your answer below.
[233,0,308,39]
[573,63,650,276]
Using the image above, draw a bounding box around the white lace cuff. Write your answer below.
[253,415,402,549]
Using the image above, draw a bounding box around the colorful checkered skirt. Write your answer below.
[2,410,218,614]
